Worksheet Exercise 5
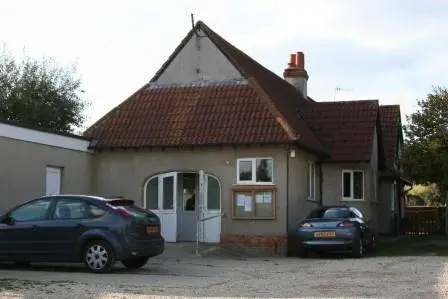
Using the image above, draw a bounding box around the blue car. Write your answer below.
[295,205,376,258]
[0,195,164,273]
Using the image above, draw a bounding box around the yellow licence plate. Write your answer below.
[314,231,336,238]
[146,226,159,233]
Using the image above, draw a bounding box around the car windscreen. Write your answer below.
[107,199,151,218]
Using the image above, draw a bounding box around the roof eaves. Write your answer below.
[88,140,300,150]
[0,119,91,141]
[319,159,371,164]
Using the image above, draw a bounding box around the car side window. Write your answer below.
[53,199,85,220]
[53,199,107,220]
[85,204,107,219]
[9,199,53,222]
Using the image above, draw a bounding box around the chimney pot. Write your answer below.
[283,51,309,99]
[289,54,296,67]
[296,52,305,69]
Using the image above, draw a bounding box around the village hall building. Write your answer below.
[0,21,408,254]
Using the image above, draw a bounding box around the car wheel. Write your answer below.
[121,256,149,269]
[351,237,363,258]
[83,240,115,273]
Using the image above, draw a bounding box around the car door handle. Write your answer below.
[32,225,39,231]
[76,223,86,228]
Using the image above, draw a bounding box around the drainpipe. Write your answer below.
[318,161,323,206]
[285,147,290,255]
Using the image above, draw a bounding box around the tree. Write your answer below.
[406,184,442,206]
[402,86,448,205]
[0,48,88,133]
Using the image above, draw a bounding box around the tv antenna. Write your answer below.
[333,86,353,101]
[191,13,198,36]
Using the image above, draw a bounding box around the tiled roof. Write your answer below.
[85,21,328,155]
[379,105,401,169]
[84,83,302,148]
[84,20,400,165]
[301,100,379,161]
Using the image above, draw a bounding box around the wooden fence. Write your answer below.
[403,207,446,236]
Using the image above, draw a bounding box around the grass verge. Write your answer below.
[371,235,448,256]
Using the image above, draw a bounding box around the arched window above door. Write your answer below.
[144,172,221,211]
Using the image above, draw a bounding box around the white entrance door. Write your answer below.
[46,167,61,196]
[155,172,177,242]
[198,170,221,243]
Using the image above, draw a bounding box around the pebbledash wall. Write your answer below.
[1,119,391,255]
[0,120,321,254]
[91,145,318,254]
[0,121,93,214]
[321,126,381,232]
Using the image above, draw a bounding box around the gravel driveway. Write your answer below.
[0,248,447,298]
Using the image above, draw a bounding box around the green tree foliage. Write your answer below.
[402,86,448,205]
[407,184,441,206]
[0,48,88,133]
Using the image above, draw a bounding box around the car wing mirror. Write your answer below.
[1,215,15,225]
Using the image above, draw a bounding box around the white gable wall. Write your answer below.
[155,29,244,85]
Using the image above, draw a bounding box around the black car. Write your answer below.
[295,205,376,258]
[0,195,165,273]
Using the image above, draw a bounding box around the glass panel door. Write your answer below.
[159,172,177,242]
[162,175,175,210]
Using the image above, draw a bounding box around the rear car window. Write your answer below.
[107,200,151,218]
[306,208,351,219]
[322,208,351,218]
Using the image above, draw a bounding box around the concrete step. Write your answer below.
[158,242,286,260]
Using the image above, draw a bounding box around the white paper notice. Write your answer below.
[237,194,245,207]
[244,197,252,212]
[263,192,272,204]
[255,194,264,204]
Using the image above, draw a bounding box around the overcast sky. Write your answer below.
[1,0,446,130]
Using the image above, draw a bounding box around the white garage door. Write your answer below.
[46,167,61,196]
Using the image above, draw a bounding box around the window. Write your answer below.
[237,158,273,184]
[323,208,351,219]
[88,205,108,218]
[232,187,276,219]
[163,176,174,209]
[53,198,107,220]
[182,174,196,211]
[207,176,221,210]
[9,199,52,222]
[145,177,159,210]
[391,181,397,212]
[342,170,364,200]
[307,162,316,200]
[108,200,154,219]
[306,207,351,219]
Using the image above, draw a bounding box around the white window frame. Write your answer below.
[341,169,364,201]
[307,161,316,201]
[236,158,274,185]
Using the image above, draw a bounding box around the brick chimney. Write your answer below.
[283,52,309,98]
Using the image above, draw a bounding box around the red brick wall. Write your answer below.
[221,234,288,246]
